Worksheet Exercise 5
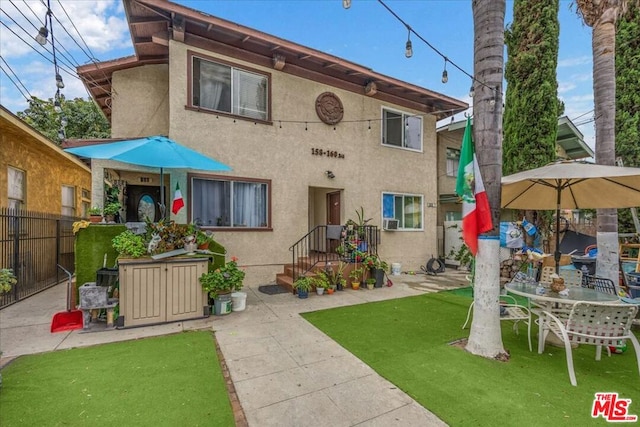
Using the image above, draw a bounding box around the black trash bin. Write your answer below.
[571,255,596,275]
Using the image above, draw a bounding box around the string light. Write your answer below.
[373,0,500,97]
[404,27,413,58]
[441,59,448,84]
[35,26,48,46]
[342,0,351,9]
[55,73,64,89]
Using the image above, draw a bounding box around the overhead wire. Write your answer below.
[0,56,32,101]
[2,2,112,99]
[0,10,79,78]
[375,0,500,97]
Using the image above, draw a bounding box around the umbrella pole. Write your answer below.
[160,167,165,220]
[554,188,561,274]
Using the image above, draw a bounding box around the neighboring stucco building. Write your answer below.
[74,0,467,285]
[436,115,595,261]
[0,105,92,216]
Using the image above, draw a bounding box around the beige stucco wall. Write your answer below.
[111,64,170,138]
[1,113,91,215]
[108,40,445,285]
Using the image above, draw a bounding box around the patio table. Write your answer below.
[504,281,620,353]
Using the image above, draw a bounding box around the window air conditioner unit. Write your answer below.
[383,219,399,230]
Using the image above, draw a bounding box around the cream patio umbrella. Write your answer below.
[501,160,640,272]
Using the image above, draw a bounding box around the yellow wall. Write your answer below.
[0,110,91,216]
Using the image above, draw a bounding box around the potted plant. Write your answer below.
[365,277,376,290]
[196,229,215,250]
[88,206,103,223]
[349,267,363,290]
[199,256,245,300]
[112,230,147,258]
[0,268,17,295]
[312,270,329,295]
[103,201,121,222]
[363,254,388,288]
[293,276,313,299]
[314,262,346,292]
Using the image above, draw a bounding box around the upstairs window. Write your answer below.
[191,54,269,121]
[446,148,460,177]
[382,108,422,151]
[382,192,423,230]
[7,166,25,210]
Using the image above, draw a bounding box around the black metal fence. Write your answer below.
[0,208,78,309]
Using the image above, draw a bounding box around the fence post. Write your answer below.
[56,217,61,284]
[12,211,20,300]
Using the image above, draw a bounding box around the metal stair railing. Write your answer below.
[289,225,379,282]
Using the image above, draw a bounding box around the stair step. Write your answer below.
[275,274,294,293]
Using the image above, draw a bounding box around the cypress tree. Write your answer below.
[503,0,561,176]
[615,2,640,233]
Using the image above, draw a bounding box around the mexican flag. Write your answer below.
[455,117,493,255]
[171,182,184,215]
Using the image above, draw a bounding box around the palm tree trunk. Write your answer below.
[466,0,507,359]
[592,7,620,284]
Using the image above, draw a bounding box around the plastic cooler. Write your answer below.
[627,272,640,298]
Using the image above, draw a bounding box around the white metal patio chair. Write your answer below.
[462,294,532,351]
[539,266,582,287]
[541,301,640,386]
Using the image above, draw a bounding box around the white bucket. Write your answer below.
[391,263,401,276]
[231,292,247,312]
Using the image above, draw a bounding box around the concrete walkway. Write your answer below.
[0,270,470,426]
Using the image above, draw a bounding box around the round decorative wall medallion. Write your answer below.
[315,92,344,125]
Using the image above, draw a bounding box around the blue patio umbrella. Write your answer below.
[65,135,232,217]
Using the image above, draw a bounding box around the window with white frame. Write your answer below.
[191,54,269,121]
[382,192,423,230]
[382,108,422,151]
[191,176,269,228]
[446,148,460,177]
[61,185,75,217]
[7,166,25,210]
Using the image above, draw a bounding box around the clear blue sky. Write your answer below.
[0,0,594,145]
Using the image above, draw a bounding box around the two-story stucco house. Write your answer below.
[74,0,467,285]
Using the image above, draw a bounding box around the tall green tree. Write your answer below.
[17,96,110,144]
[503,0,561,176]
[615,2,640,233]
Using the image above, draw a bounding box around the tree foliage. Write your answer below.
[17,96,110,144]
[503,0,562,176]
[615,1,640,232]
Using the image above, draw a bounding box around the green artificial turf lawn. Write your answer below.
[302,291,640,426]
[0,331,234,427]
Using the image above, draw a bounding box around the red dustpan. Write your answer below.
[51,265,84,333]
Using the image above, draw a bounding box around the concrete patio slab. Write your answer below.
[0,269,470,425]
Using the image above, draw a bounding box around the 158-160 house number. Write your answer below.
[311,148,345,158]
